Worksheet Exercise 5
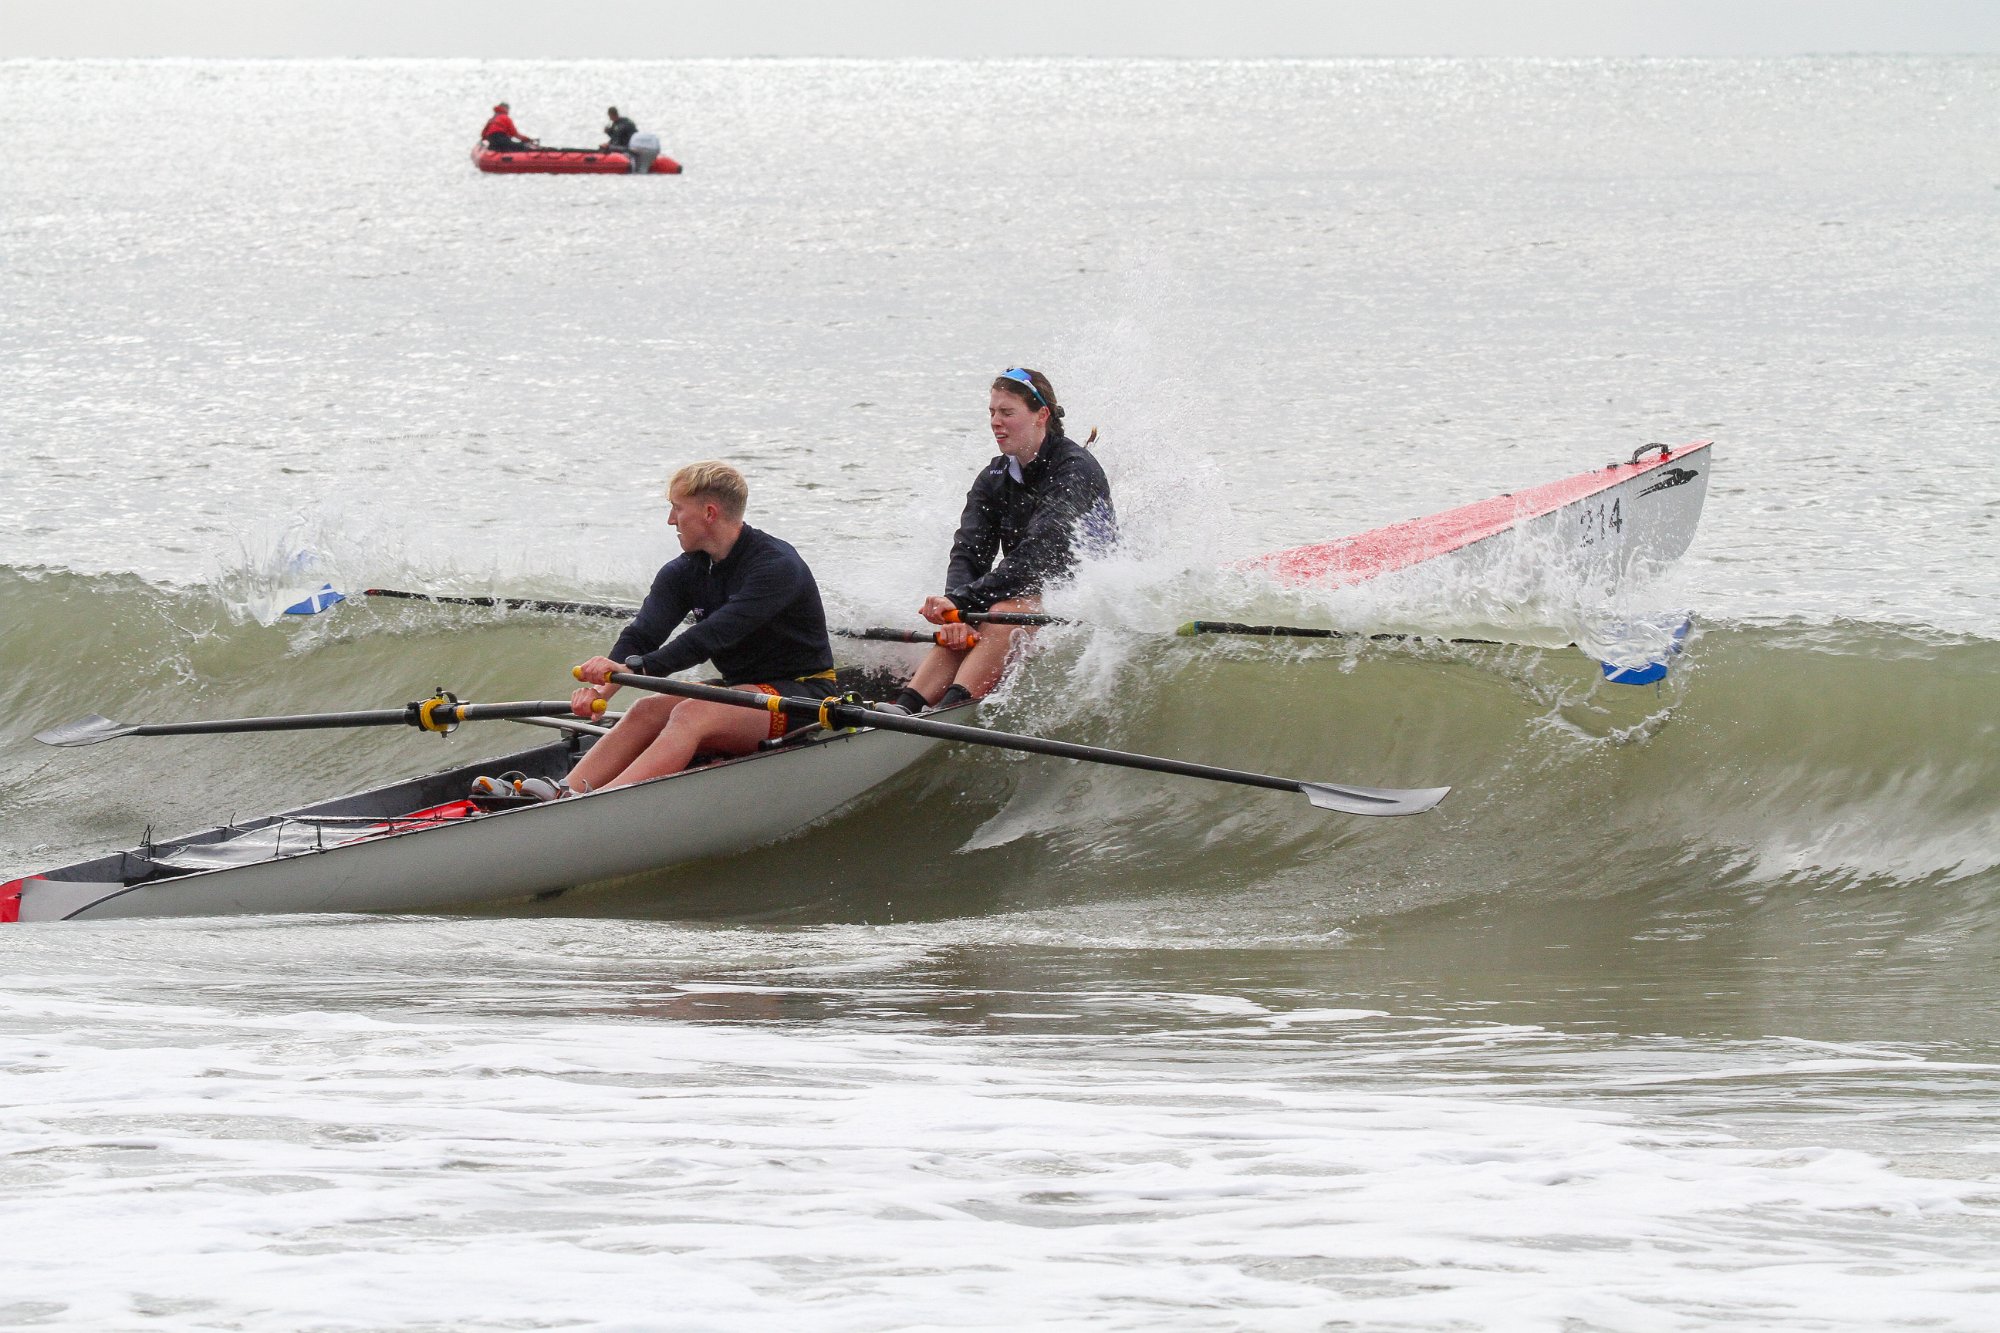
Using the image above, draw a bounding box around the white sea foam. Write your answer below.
[4,978,1996,1330]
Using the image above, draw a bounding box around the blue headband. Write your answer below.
[998,368,1045,407]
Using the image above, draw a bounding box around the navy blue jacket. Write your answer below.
[945,433,1116,613]
[610,525,834,683]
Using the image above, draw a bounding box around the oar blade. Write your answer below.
[281,583,347,616]
[34,715,141,748]
[1299,781,1451,817]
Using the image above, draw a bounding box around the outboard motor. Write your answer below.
[628,131,661,174]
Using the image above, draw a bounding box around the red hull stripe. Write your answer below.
[1,876,37,924]
[1245,440,1711,586]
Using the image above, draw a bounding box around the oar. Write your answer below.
[940,608,1063,627]
[591,665,1449,817]
[360,588,975,646]
[949,609,1690,684]
[361,587,639,618]
[346,587,1671,686]
[345,588,1501,651]
[1175,619,1506,646]
[35,694,604,748]
[836,627,978,646]
[941,607,1507,646]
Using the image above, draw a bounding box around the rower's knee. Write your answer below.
[662,698,728,735]
[626,693,678,723]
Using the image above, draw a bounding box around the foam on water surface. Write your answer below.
[2,921,1997,1331]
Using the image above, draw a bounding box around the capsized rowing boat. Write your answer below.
[1247,441,1714,589]
[4,668,963,923]
[1234,440,1713,679]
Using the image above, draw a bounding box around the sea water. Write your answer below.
[1,57,1996,1330]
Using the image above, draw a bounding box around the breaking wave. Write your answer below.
[2,566,1995,941]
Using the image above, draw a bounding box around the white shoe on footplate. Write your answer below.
[517,776,570,802]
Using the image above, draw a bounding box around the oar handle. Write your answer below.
[448,698,606,724]
[837,627,979,646]
[940,609,1062,627]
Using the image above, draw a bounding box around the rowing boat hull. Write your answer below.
[8,706,967,923]
[1248,441,1714,589]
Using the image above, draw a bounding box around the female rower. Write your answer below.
[892,367,1115,712]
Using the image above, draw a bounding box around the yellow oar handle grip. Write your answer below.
[571,669,615,712]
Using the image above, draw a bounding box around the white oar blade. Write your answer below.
[1300,782,1451,817]
[34,715,139,747]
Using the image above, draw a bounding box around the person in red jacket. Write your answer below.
[480,103,537,151]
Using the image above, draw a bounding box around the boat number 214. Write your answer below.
[1580,498,1623,545]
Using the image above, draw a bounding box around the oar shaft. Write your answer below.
[36,699,592,747]
[944,610,1504,648]
[364,588,638,620]
[1180,620,1345,639]
[1178,620,1505,647]
[605,670,1290,796]
[137,700,583,735]
[362,588,1499,650]
[130,709,414,737]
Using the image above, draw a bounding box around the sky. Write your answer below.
[3,0,1998,58]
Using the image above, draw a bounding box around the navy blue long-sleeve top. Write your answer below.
[609,525,834,684]
[944,432,1116,613]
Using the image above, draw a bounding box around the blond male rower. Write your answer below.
[473,462,835,801]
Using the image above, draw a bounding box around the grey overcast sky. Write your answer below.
[3,0,1997,58]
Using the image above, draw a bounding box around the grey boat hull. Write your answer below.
[12,704,967,923]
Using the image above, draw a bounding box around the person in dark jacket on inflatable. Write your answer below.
[894,368,1115,712]
[480,102,537,151]
[601,106,638,150]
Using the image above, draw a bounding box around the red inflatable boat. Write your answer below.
[470,145,683,175]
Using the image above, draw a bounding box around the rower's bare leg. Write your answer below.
[906,596,1040,704]
[591,692,774,789]
[565,693,685,792]
[949,605,1032,698]
[905,643,963,705]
